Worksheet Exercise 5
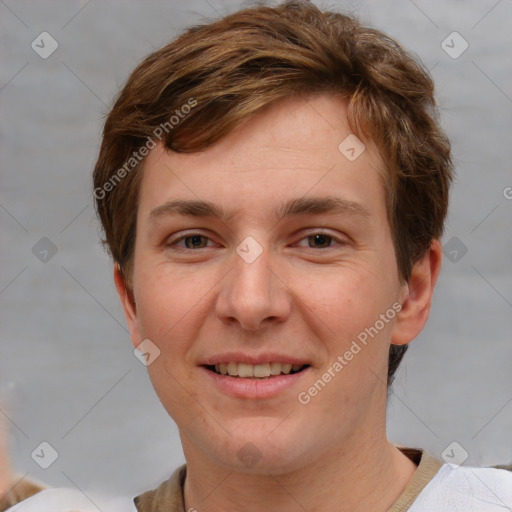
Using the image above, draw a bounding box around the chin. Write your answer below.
[210,420,314,475]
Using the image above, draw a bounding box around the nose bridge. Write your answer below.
[216,235,290,330]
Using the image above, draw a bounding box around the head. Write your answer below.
[93,1,452,471]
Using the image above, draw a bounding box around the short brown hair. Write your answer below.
[93,0,453,387]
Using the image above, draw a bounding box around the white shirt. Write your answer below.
[6,463,512,511]
[5,487,137,512]
[408,464,512,511]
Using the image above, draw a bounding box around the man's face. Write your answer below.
[119,93,411,472]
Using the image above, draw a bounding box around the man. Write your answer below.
[4,1,511,510]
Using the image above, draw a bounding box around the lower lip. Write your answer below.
[201,366,310,399]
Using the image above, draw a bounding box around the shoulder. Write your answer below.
[133,464,187,512]
[0,475,46,512]
[3,487,136,512]
[411,463,512,511]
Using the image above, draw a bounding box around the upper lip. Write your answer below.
[200,352,311,366]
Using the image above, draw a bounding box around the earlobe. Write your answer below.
[391,240,443,346]
[113,263,141,349]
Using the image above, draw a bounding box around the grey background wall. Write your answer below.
[1,0,511,499]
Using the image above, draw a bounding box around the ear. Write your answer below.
[113,263,142,349]
[391,239,443,346]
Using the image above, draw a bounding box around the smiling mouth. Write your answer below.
[204,362,309,378]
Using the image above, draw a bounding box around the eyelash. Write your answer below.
[166,231,346,251]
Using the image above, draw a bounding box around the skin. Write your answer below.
[115,92,442,512]
[0,413,13,497]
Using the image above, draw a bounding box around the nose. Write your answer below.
[215,238,292,332]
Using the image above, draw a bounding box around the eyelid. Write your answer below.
[165,230,217,249]
[293,229,350,250]
[166,229,349,250]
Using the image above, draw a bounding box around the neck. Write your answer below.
[182,433,417,512]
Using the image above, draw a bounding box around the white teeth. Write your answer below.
[281,363,292,374]
[269,362,282,375]
[253,363,271,378]
[238,363,253,378]
[213,362,305,378]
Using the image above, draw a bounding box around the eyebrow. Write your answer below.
[149,195,370,223]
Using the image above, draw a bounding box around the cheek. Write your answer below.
[134,263,207,342]
[304,268,383,338]
[303,264,397,382]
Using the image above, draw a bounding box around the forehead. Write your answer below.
[137,93,387,224]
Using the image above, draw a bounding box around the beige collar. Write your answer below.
[388,446,444,512]
[134,446,444,512]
